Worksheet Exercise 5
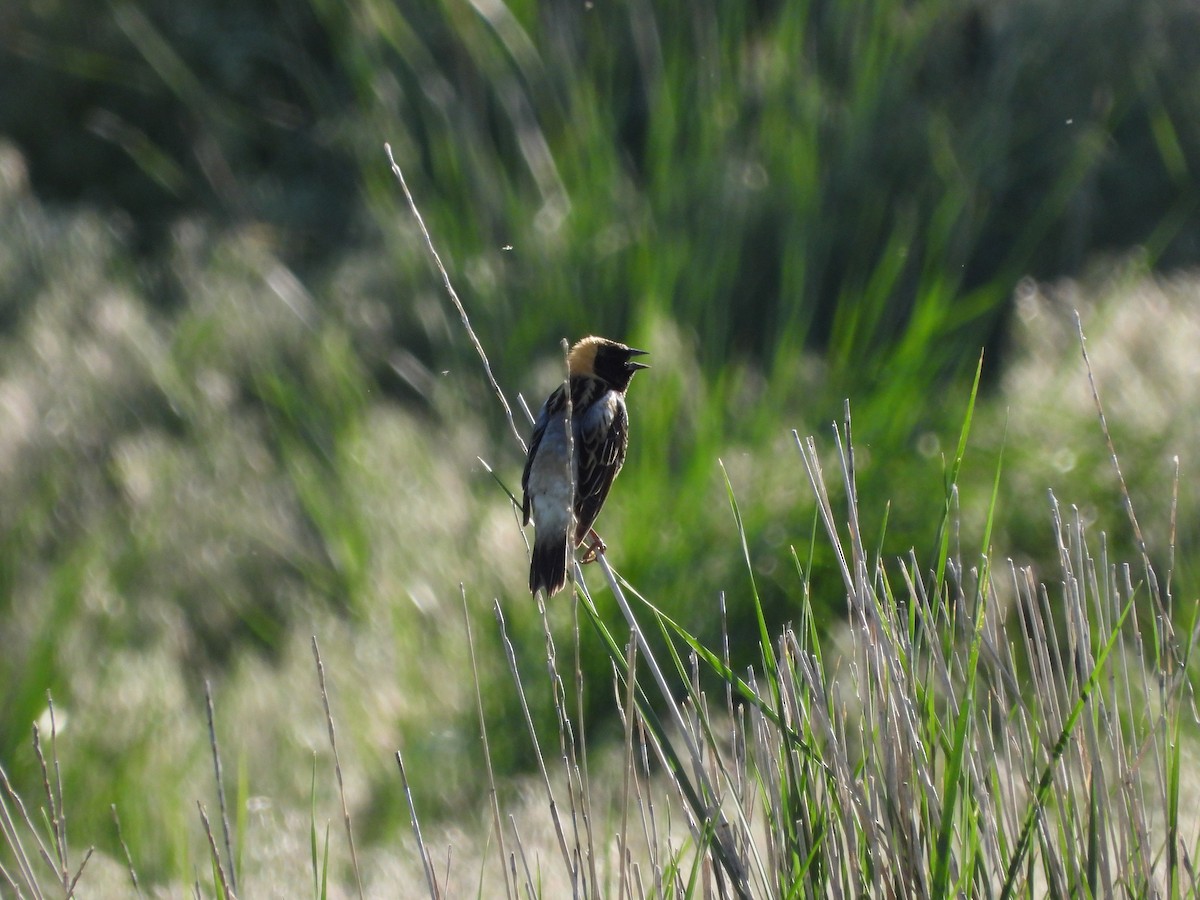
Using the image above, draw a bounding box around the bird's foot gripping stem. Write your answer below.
[578,529,607,565]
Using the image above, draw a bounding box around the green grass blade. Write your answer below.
[932,351,984,588]
[720,460,777,683]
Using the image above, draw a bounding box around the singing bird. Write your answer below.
[521,336,648,596]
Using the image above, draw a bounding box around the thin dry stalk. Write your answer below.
[634,717,662,888]
[571,600,600,895]
[462,588,513,900]
[506,813,537,897]
[593,556,750,895]
[310,636,365,900]
[384,143,526,454]
[46,698,67,877]
[440,846,454,898]
[32,723,65,888]
[395,752,439,899]
[492,600,574,881]
[532,589,586,890]
[63,846,93,898]
[204,680,238,897]
[616,641,639,900]
[1076,312,1174,645]
[197,802,235,900]
[0,772,40,896]
[0,861,20,896]
[111,804,142,896]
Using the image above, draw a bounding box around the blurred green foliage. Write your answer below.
[2,0,1200,881]
[5,0,1200,364]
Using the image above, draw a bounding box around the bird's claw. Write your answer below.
[579,529,606,565]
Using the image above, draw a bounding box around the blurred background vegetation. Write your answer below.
[2,0,1200,886]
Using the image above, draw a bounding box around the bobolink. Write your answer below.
[521,336,648,596]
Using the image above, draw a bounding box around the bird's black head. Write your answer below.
[567,336,648,392]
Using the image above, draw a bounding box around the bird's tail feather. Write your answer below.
[530,532,570,597]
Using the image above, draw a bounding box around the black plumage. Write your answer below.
[521,337,647,596]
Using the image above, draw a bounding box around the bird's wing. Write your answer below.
[574,396,628,545]
[521,385,566,524]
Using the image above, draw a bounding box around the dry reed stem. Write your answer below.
[384,143,526,455]
[492,601,574,881]
[198,802,235,900]
[311,636,365,900]
[110,804,142,896]
[395,752,439,899]
[463,587,514,900]
[204,680,238,897]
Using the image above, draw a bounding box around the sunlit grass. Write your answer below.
[3,143,1199,893]
[5,394,1198,896]
[1,165,1199,893]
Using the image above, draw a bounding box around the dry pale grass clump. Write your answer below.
[982,262,1200,559]
[386,403,1199,898]
[6,423,1197,896]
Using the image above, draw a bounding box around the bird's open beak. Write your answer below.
[626,348,650,370]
